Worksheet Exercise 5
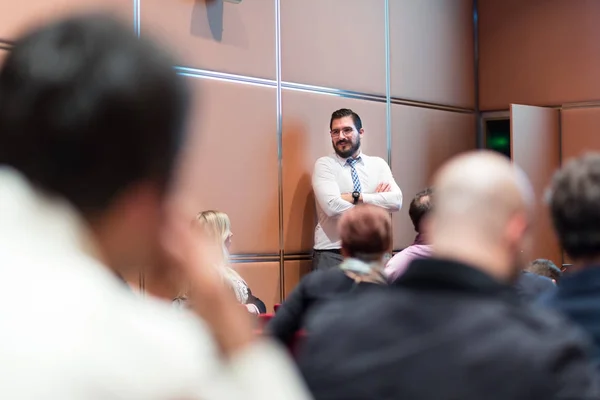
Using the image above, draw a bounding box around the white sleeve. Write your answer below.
[312,157,353,217]
[198,340,313,400]
[361,159,402,211]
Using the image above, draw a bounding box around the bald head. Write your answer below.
[430,151,535,282]
[433,151,533,233]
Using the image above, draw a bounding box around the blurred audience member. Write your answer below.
[385,187,433,281]
[297,151,598,399]
[545,153,600,368]
[526,258,562,283]
[267,204,390,347]
[173,210,266,314]
[514,269,556,302]
[0,14,310,399]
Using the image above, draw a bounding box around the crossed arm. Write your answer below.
[312,158,403,217]
[339,183,392,202]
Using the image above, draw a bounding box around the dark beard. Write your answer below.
[333,136,361,158]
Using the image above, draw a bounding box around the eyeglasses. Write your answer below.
[330,127,354,138]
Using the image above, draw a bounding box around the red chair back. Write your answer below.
[257,313,274,328]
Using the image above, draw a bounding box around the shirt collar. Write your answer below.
[335,150,364,167]
[394,257,515,300]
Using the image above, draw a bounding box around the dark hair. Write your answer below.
[0,14,189,216]
[329,108,362,131]
[526,259,562,282]
[548,153,600,260]
[409,187,433,233]
[339,204,391,260]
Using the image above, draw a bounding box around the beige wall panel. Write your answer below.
[389,0,474,108]
[173,78,279,254]
[391,106,476,249]
[235,262,280,313]
[283,260,311,299]
[280,0,386,95]
[282,90,388,254]
[510,104,562,265]
[479,0,600,110]
[562,108,600,162]
[141,0,275,79]
[0,0,132,40]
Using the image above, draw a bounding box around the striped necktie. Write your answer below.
[347,157,362,193]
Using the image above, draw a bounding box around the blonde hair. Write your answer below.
[194,210,232,250]
[177,210,245,299]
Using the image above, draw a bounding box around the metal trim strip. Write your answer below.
[134,0,141,37]
[473,0,482,148]
[175,68,476,114]
[384,0,392,165]
[561,101,600,110]
[275,0,285,301]
[175,66,276,87]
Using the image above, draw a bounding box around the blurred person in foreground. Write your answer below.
[297,151,598,400]
[385,187,434,281]
[267,204,390,347]
[0,13,310,400]
[173,210,266,314]
[545,153,600,368]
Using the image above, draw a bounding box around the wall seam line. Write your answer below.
[134,0,141,37]
[275,0,285,302]
[133,0,144,294]
[384,0,392,166]
[473,0,482,148]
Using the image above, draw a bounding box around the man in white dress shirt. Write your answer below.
[312,108,403,270]
[0,14,311,400]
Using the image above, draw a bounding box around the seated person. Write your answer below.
[514,268,556,302]
[544,154,600,367]
[173,210,266,314]
[525,258,562,283]
[295,151,598,400]
[267,204,390,346]
[385,187,434,281]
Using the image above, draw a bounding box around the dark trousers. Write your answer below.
[312,249,344,271]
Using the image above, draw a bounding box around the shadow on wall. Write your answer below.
[283,119,316,255]
[191,0,248,48]
[424,118,442,182]
[394,116,441,250]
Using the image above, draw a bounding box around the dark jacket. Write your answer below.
[297,258,599,400]
[514,271,556,302]
[545,265,600,368]
[267,268,382,346]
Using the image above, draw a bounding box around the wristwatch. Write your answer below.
[352,191,360,204]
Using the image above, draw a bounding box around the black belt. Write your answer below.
[314,249,341,255]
